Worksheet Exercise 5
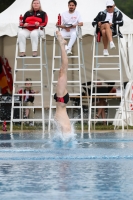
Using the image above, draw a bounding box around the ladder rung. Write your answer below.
[14,81,41,84]
[92,80,121,83]
[12,119,43,122]
[0,120,11,122]
[50,118,82,121]
[53,68,79,71]
[23,64,46,66]
[90,118,122,121]
[16,56,41,59]
[93,68,120,70]
[94,55,119,58]
[52,93,80,96]
[15,69,41,71]
[16,85,48,88]
[70,93,81,96]
[68,64,83,66]
[91,106,121,108]
[91,93,122,95]
[54,56,78,58]
[66,119,83,121]
[51,106,82,108]
[52,81,80,83]
[97,63,119,65]
[13,93,42,96]
[90,84,120,87]
[12,106,43,108]
[67,84,81,87]
[122,110,133,112]
[0,101,21,103]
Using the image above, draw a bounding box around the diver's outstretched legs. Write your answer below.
[56,31,68,72]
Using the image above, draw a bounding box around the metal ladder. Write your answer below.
[48,27,87,137]
[10,28,49,132]
[88,29,126,133]
[113,81,132,129]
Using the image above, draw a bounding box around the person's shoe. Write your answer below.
[94,114,99,124]
[23,116,28,124]
[67,49,72,56]
[32,52,38,57]
[32,54,38,57]
[110,41,115,49]
[103,49,109,56]
[19,53,26,57]
[23,115,28,119]
[65,45,68,51]
[29,122,34,126]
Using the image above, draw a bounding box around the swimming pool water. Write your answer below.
[0,131,133,200]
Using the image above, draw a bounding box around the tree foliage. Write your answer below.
[0,0,133,18]
[115,0,133,18]
[0,0,15,13]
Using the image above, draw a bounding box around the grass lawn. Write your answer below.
[0,122,133,132]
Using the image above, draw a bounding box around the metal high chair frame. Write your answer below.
[48,26,88,137]
[88,25,127,133]
[10,24,49,132]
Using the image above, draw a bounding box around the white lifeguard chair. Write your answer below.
[48,27,88,137]
[10,16,49,132]
[88,25,127,133]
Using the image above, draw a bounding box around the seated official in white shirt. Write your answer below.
[56,0,83,56]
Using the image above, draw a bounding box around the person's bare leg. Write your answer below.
[56,31,68,72]
[55,31,71,134]
[56,31,68,96]
[101,24,112,42]
[101,29,108,49]
[97,108,101,117]
[100,23,115,50]
[101,100,107,125]
[101,109,106,125]
[96,101,102,118]
[96,99,106,118]
[101,108,106,119]
[104,24,113,42]
[25,108,29,117]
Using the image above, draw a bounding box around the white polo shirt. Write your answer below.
[61,10,82,26]
[105,12,113,23]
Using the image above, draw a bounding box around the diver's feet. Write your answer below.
[32,51,38,57]
[56,31,67,46]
